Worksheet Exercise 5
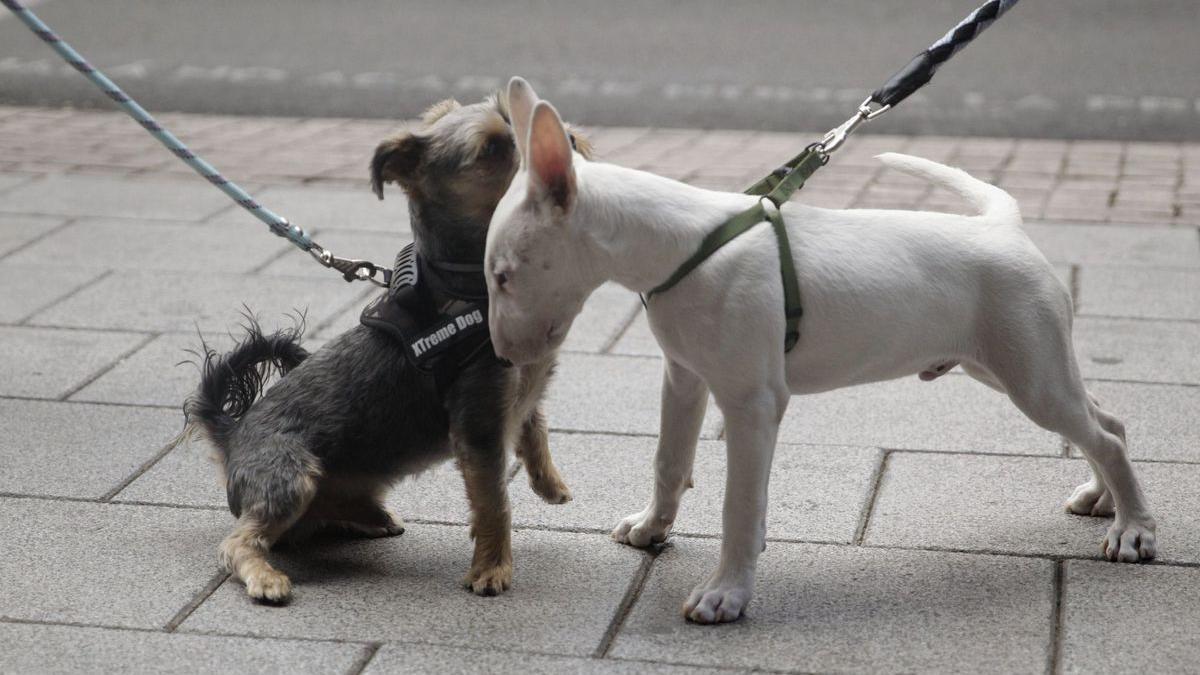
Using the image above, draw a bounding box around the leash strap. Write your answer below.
[871,0,1020,108]
[2,0,391,287]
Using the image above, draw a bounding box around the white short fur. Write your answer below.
[485,77,1157,624]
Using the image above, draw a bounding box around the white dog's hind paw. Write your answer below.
[1066,481,1115,517]
[683,581,752,624]
[610,510,672,548]
[1103,520,1157,562]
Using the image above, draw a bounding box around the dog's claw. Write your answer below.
[530,473,573,505]
[611,509,672,548]
[463,564,513,596]
[1066,481,1115,517]
[245,569,293,604]
[1102,520,1157,563]
[683,580,752,624]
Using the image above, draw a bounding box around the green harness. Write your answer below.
[644,145,827,353]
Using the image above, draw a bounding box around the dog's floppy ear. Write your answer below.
[527,101,575,212]
[370,132,426,199]
[507,76,539,161]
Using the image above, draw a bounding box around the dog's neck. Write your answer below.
[408,200,487,265]
[571,162,757,293]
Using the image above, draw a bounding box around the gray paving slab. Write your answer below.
[222,184,409,233]
[510,433,878,544]
[0,498,227,628]
[5,218,290,273]
[0,399,179,498]
[609,310,659,357]
[1074,317,1200,385]
[1077,267,1200,321]
[0,622,368,675]
[28,270,362,333]
[779,374,1063,455]
[112,436,225,509]
[0,263,103,324]
[0,325,146,399]
[365,643,735,674]
[0,213,66,257]
[0,174,232,221]
[545,354,722,439]
[1082,381,1200,463]
[1060,561,1200,674]
[561,283,641,354]
[67,325,312,408]
[180,524,644,657]
[611,538,1054,674]
[864,453,1200,564]
[258,228,410,277]
[0,172,35,194]
[1024,223,1200,268]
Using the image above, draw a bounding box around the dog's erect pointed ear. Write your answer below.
[507,76,539,161]
[527,101,575,212]
[370,132,426,199]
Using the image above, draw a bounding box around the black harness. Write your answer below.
[360,243,499,395]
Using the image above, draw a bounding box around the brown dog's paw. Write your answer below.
[462,563,513,596]
[245,567,293,605]
[530,472,573,505]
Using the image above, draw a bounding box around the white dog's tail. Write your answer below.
[875,152,1021,225]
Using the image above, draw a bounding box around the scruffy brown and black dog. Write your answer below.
[178,94,592,603]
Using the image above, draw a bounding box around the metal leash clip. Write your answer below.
[309,244,392,288]
[817,97,891,156]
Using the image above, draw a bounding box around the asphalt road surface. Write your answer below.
[2,0,1198,140]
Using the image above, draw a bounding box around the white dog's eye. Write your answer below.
[494,271,509,289]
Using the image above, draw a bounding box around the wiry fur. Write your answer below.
[182,318,309,455]
[485,78,1157,625]
[180,94,583,604]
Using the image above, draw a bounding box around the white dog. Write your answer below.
[485,77,1157,624]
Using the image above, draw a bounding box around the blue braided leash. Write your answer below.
[1,0,390,286]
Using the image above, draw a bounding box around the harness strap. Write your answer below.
[645,202,768,298]
[764,205,803,352]
[645,146,825,351]
[745,144,829,205]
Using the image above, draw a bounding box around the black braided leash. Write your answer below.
[871,0,1021,108]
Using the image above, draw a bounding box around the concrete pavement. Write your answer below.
[1,105,1199,673]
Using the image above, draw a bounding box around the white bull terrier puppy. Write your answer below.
[485,77,1156,624]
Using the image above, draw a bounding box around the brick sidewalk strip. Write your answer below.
[1,104,1199,673]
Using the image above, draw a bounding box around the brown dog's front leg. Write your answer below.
[515,408,573,504]
[455,438,513,596]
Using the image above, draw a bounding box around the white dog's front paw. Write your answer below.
[1066,481,1115,517]
[610,509,672,548]
[1103,519,1157,563]
[683,578,753,624]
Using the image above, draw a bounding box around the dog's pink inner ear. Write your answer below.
[528,103,574,211]
[370,133,426,199]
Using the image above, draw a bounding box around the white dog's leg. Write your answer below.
[612,359,708,547]
[988,329,1155,562]
[968,359,1115,517]
[683,386,785,624]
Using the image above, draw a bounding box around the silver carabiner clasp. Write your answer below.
[309,244,391,288]
[818,97,891,155]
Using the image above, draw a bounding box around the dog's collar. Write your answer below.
[393,244,488,302]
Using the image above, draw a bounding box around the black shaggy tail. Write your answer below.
[178,317,310,457]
